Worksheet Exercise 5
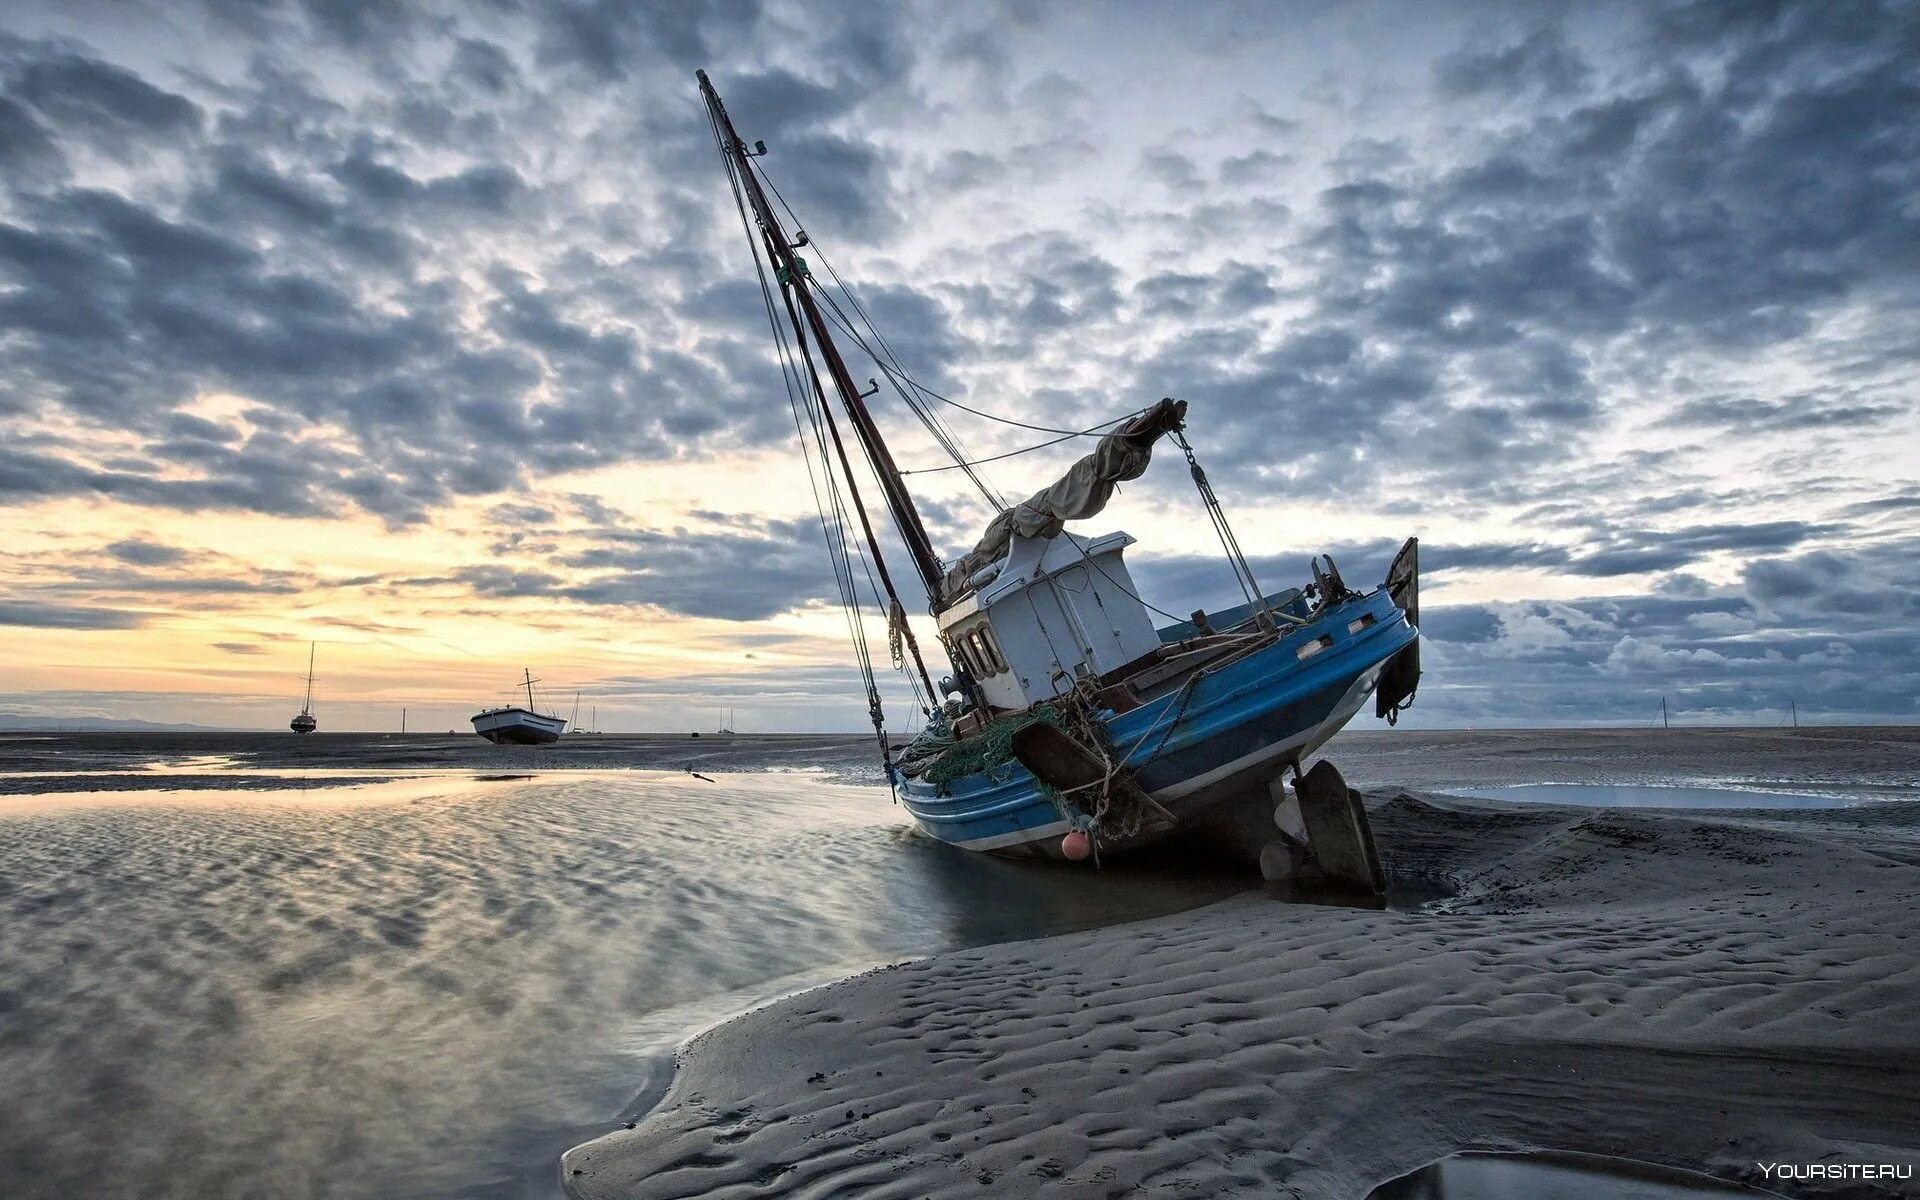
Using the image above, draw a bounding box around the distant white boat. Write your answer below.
[471,670,568,745]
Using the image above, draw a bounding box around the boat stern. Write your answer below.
[1374,537,1420,722]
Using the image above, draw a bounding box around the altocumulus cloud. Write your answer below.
[0,601,148,630]
[0,0,1913,724]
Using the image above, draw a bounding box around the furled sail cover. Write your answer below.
[939,397,1188,603]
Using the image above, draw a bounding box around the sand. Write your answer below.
[562,787,1920,1198]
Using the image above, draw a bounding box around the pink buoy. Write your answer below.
[1061,830,1091,861]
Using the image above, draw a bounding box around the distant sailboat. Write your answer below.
[289,643,318,734]
[470,670,567,745]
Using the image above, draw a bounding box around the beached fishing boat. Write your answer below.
[471,670,568,745]
[699,72,1420,870]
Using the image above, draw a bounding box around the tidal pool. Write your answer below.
[1445,783,1890,809]
[1368,1150,1785,1199]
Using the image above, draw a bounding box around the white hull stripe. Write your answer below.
[954,817,1075,852]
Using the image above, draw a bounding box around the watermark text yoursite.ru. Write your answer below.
[1758,1163,1912,1183]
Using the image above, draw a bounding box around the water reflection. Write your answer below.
[900,830,1256,947]
[0,770,1252,1200]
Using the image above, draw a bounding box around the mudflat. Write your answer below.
[564,728,1920,1199]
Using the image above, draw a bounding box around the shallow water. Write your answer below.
[0,733,1267,1190]
[1368,1150,1785,1198]
[1443,783,1900,809]
[0,729,885,787]
[10,729,1911,1198]
[0,739,1250,1200]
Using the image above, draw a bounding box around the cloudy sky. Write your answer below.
[1,0,1915,732]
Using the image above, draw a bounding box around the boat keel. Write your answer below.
[1262,760,1385,896]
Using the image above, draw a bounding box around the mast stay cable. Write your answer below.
[704,91,931,766]
[755,170,1124,440]
[1172,429,1273,623]
[765,221,1000,501]
[756,149,1257,635]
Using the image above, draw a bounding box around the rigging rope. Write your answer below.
[755,160,1136,485]
[896,423,1129,475]
[706,102,919,767]
[813,289,1005,506]
[1171,429,1277,624]
[752,164,1001,502]
[904,382,1142,437]
[784,280,937,705]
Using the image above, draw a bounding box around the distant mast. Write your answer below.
[1661,696,1669,729]
[290,643,318,734]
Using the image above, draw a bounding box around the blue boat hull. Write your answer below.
[897,588,1416,857]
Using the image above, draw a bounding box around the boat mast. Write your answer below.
[524,669,538,712]
[302,642,315,713]
[697,71,944,601]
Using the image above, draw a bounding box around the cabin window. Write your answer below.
[949,635,980,678]
[966,630,999,677]
[977,626,1008,674]
[1347,613,1376,634]
[1296,634,1335,660]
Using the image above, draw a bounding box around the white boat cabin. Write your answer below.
[936,530,1160,712]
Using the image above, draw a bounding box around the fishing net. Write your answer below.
[896,682,1180,849]
[903,704,1068,792]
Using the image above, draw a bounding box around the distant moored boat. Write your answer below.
[290,642,318,734]
[470,670,568,745]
